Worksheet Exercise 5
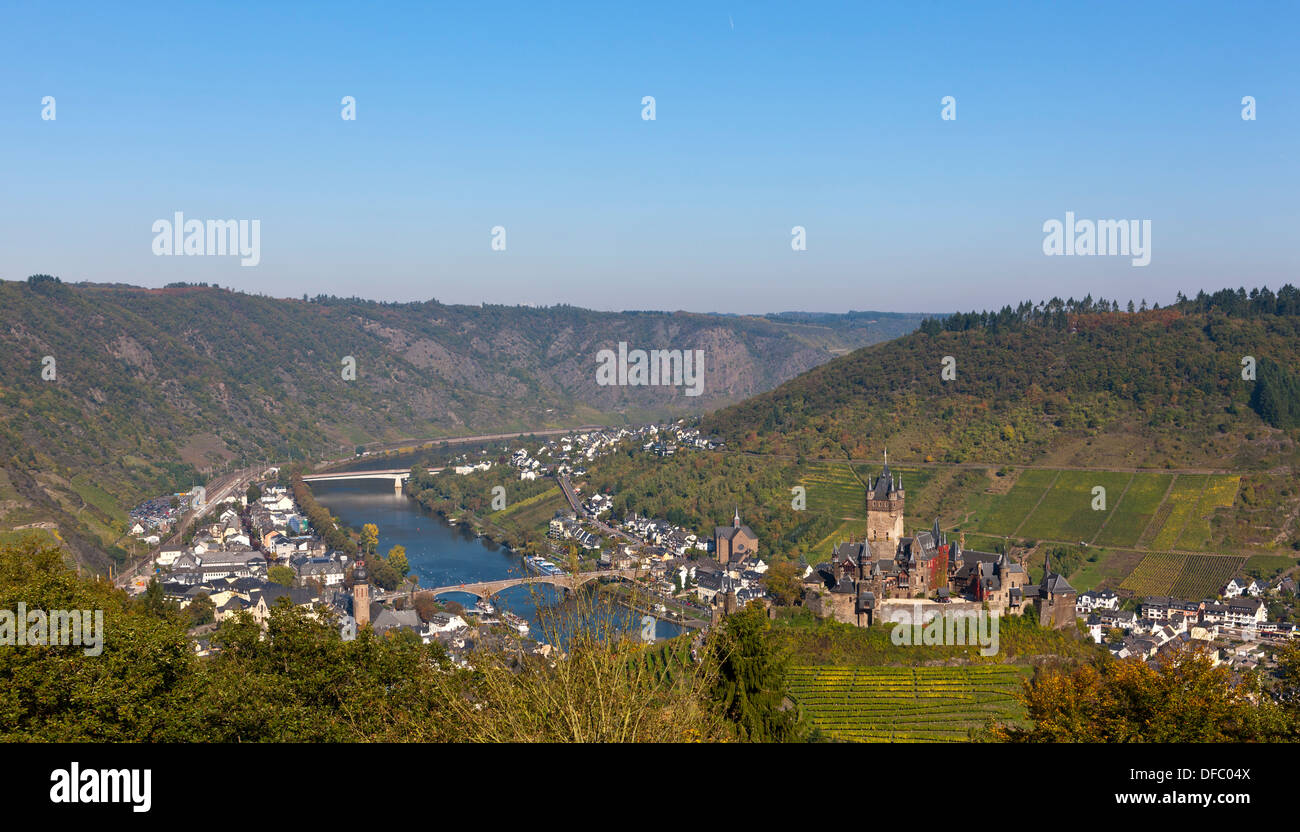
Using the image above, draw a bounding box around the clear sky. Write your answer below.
[1,1,1295,313]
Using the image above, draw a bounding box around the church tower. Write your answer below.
[866,449,905,543]
[352,561,370,629]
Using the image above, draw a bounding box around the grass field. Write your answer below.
[1149,475,1209,550]
[1093,474,1174,548]
[787,665,1029,742]
[976,469,1057,536]
[1244,554,1296,581]
[1018,470,1132,543]
[488,486,566,533]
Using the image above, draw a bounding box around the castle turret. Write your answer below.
[866,450,905,542]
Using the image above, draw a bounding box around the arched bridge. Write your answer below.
[380,568,648,601]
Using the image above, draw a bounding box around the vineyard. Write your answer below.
[1119,551,1247,598]
[800,462,868,519]
[1018,470,1132,543]
[977,469,1057,536]
[1175,476,1241,551]
[786,665,1029,742]
[1094,473,1173,548]
[1118,552,1186,595]
[1149,475,1209,549]
[1169,554,1247,601]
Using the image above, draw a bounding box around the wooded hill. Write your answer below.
[0,275,923,570]
[703,287,1300,472]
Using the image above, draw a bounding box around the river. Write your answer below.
[309,479,685,642]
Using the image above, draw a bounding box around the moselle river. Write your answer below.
[309,480,684,642]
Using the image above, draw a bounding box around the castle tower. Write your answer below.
[866,451,905,543]
[353,561,370,629]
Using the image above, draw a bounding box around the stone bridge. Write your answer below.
[380,568,648,600]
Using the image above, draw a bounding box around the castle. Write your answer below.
[802,456,1076,629]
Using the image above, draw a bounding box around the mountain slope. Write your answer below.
[703,290,1300,472]
[0,276,925,569]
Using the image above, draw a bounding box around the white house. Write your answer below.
[156,547,185,568]
[1224,577,1262,599]
[1076,589,1119,614]
[423,612,468,636]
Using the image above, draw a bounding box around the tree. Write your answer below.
[246,483,262,504]
[138,577,168,617]
[709,603,804,742]
[387,544,409,577]
[268,565,296,587]
[413,592,438,622]
[761,560,802,606]
[994,647,1296,742]
[367,556,400,591]
[186,593,216,626]
[360,523,379,555]
[1250,357,1300,429]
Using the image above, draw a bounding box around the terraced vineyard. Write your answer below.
[1169,554,1247,600]
[1119,551,1187,595]
[787,665,1029,742]
[1120,551,1247,598]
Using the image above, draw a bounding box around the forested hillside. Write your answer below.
[704,287,1300,472]
[0,275,922,570]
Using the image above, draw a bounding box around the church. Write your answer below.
[802,454,1077,629]
[714,508,758,564]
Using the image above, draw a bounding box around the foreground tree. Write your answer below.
[993,646,1297,742]
[709,602,805,742]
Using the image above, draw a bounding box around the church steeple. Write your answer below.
[732,507,740,528]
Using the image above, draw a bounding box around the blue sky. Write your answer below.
[1,1,1295,313]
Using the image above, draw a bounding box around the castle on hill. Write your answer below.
[802,454,1076,629]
